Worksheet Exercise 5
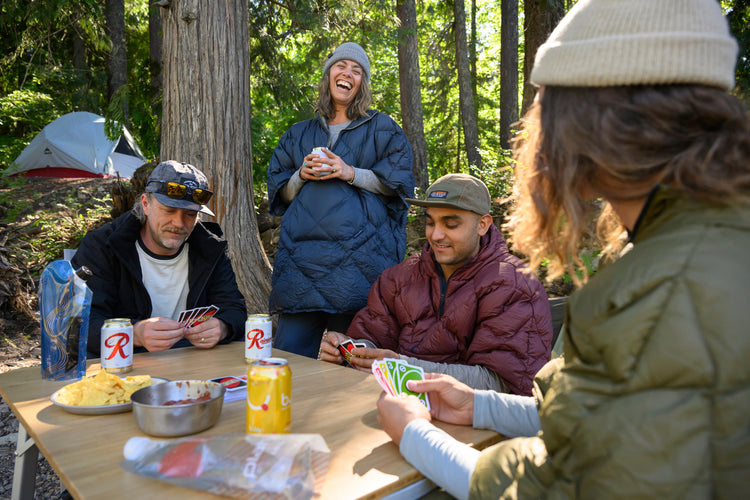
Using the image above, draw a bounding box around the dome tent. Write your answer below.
[7,111,147,178]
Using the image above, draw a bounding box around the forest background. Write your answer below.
[1,0,749,317]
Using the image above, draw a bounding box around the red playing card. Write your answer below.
[191,305,219,327]
[338,339,356,366]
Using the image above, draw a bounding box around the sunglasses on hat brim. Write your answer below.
[148,180,213,205]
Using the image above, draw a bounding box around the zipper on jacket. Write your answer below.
[436,262,447,319]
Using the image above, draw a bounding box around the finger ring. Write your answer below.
[201,337,205,343]
[303,162,307,167]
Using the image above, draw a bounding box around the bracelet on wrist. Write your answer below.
[347,167,356,185]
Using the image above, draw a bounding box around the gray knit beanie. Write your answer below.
[323,42,371,81]
[530,0,738,91]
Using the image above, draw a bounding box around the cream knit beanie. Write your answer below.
[530,0,738,91]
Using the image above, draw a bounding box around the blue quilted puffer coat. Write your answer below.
[267,110,414,315]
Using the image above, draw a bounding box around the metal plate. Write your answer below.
[50,377,168,415]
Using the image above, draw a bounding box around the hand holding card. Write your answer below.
[178,305,220,328]
[371,358,430,409]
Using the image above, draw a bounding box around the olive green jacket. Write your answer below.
[470,187,750,498]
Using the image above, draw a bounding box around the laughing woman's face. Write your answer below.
[328,59,363,109]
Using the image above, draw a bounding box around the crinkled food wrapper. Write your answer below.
[121,432,329,499]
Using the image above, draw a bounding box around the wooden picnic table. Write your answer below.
[0,342,502,499]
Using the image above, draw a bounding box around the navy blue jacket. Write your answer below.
[267,110,414,315]
[71,212,247,356]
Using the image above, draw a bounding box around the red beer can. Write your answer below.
[246,358,292,434]
[100,318,133,373]
[245,314,272,363]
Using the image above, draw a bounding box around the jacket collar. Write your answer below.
[107,211,225,271]
[316,109,377,132]
[628,184,750,245]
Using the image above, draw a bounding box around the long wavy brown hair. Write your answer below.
[314,68,372,121]
[506,85,750,286]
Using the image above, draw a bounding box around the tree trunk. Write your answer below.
[161,0,272,315]
[521,0,564,114]
[470,0,478,106]
[105,0,128,125]
[397,0,429,191]
[149,2,163,91]
[499,0,518,149]
[453,0,482,173]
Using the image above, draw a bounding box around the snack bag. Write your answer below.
[39,260,93,380]
[121,433,330,499]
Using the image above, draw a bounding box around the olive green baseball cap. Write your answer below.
[406,173,491,216]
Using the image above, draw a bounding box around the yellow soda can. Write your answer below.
[246,358,291,434]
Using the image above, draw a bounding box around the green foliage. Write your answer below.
[724,0,750,102]
[1,0,749,193]
[474,149,515,200]
[246,0,402,186]
[0,90,61,172]
[0,90,57,136]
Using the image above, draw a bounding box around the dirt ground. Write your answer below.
[0,177,120,374]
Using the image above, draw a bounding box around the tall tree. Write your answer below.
[148,2,163,92]
[160,0,272,313]
[521,0,564,114]
[106,0,128,125]
[470,0,478,105]
[453,0,483,173]
[397,0,429,191]
[499,0,518,148]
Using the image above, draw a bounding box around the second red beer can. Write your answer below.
[101,318,133,373]
[245,314,273,363]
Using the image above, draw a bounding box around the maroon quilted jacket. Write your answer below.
[347,224,552,395]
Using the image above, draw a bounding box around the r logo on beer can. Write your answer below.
[245,314,273,363]
[101,318,133,373]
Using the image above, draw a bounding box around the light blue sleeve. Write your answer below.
[399,419,480,500]
[473,390,540,437]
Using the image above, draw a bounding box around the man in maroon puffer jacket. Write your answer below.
[320,174,552,395]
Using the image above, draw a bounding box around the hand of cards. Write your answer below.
[337,339,368,366]
[371,358,430,409]
[178,305,219,328]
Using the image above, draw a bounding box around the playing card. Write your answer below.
[191,305,219,326]
[178,305,220,327]
[373,358,397,394]
[209,375,246,392]
[209,375,248,403]
[186,306,207,327]
[394,363,430,409]
[371,361,395,396]
[338,339,357,366]
[178,306,199,327]
[384,358,404,391]
[372,358,430,409]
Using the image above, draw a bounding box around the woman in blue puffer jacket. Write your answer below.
[267,42,414,358]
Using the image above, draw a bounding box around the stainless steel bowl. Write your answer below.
[130,380,225,437]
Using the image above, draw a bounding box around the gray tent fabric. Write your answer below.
[7,111,146,178]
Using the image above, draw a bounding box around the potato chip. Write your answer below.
[56,371,154,406]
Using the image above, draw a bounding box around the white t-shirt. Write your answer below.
[136,239,190,319]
